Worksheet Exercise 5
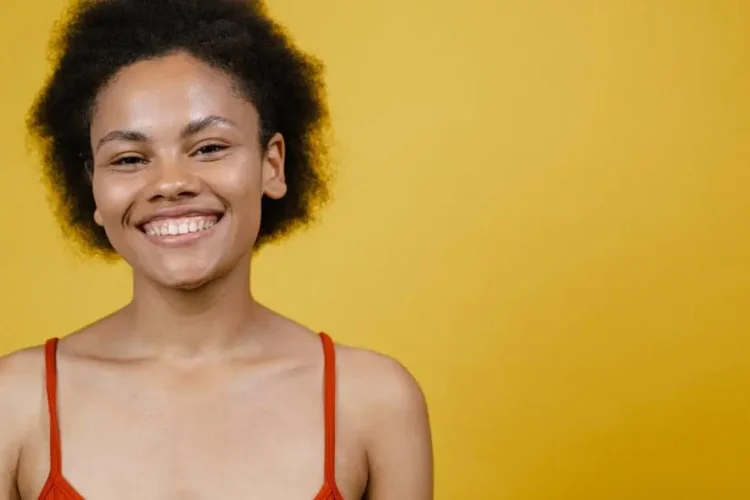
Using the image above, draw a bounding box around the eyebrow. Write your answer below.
[95,115,238,151]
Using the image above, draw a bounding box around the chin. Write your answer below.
[162,273,214,290]
[146,259,225,291]
[159,268,220,290]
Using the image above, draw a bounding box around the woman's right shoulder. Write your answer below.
[0,343,47,386]
[0,345,47,494]
[0,344,48,430]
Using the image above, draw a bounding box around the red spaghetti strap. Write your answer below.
[43,338,62,476]
[319,333,337,484]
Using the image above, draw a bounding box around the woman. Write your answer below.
[0,0,433,498]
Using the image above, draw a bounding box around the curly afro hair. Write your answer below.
[27,0,332,258]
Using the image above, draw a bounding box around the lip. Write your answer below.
[133,205,226,248]
[141,222,220,248]
[134,206,225,226]
[138,215,225,248]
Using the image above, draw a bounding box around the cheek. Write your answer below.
[210,161,263,208]
[92,176,140,224]
[207,162,265,248]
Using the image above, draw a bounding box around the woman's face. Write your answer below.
[89,52,286,289]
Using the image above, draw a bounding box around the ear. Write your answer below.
[85,160,94,184]
[88,159,103,226]
[262,132,287,200]
[94,208,104,227]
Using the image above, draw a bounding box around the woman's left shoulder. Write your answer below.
[330,341,434,498]
[331,342,429,423]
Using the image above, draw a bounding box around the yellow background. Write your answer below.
[1,1,749,498]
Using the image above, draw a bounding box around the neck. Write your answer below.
[124,257,263,358]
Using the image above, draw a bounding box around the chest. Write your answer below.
[21,363,365,499]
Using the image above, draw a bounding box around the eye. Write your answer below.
[193,144,229,156]
[111,155,147,166]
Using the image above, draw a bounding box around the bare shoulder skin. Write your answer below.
[9,308,432,500]
[0,347,46,500]
[336,346,433,499]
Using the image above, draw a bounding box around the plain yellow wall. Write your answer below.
[1,1,749,498]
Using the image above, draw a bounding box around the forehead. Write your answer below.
[90,52,258,137]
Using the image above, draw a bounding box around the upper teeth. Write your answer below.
[143,216,217,237]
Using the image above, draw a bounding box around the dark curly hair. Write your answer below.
[27,0,332,258]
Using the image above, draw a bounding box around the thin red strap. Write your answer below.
[319,332,337,483]
[43,338,62,476]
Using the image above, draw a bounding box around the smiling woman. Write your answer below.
[0,1,433,499]
[86,53,287,290]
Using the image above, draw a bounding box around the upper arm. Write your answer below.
[353,353,433,500]
[0,349,41,500]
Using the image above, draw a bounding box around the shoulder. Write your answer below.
[333,342,429,433]
[332,342,434,497]
[0,344,47,413]
[0,345,47,467]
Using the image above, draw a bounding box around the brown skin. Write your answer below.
[0,53,433,500]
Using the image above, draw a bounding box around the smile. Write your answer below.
[142,215,220,237]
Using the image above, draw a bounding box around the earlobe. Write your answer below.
[94,209,103,226]
[264,180,288,200]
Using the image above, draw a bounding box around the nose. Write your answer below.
[146,157,202,201]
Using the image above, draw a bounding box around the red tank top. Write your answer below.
[38,333,344,500]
